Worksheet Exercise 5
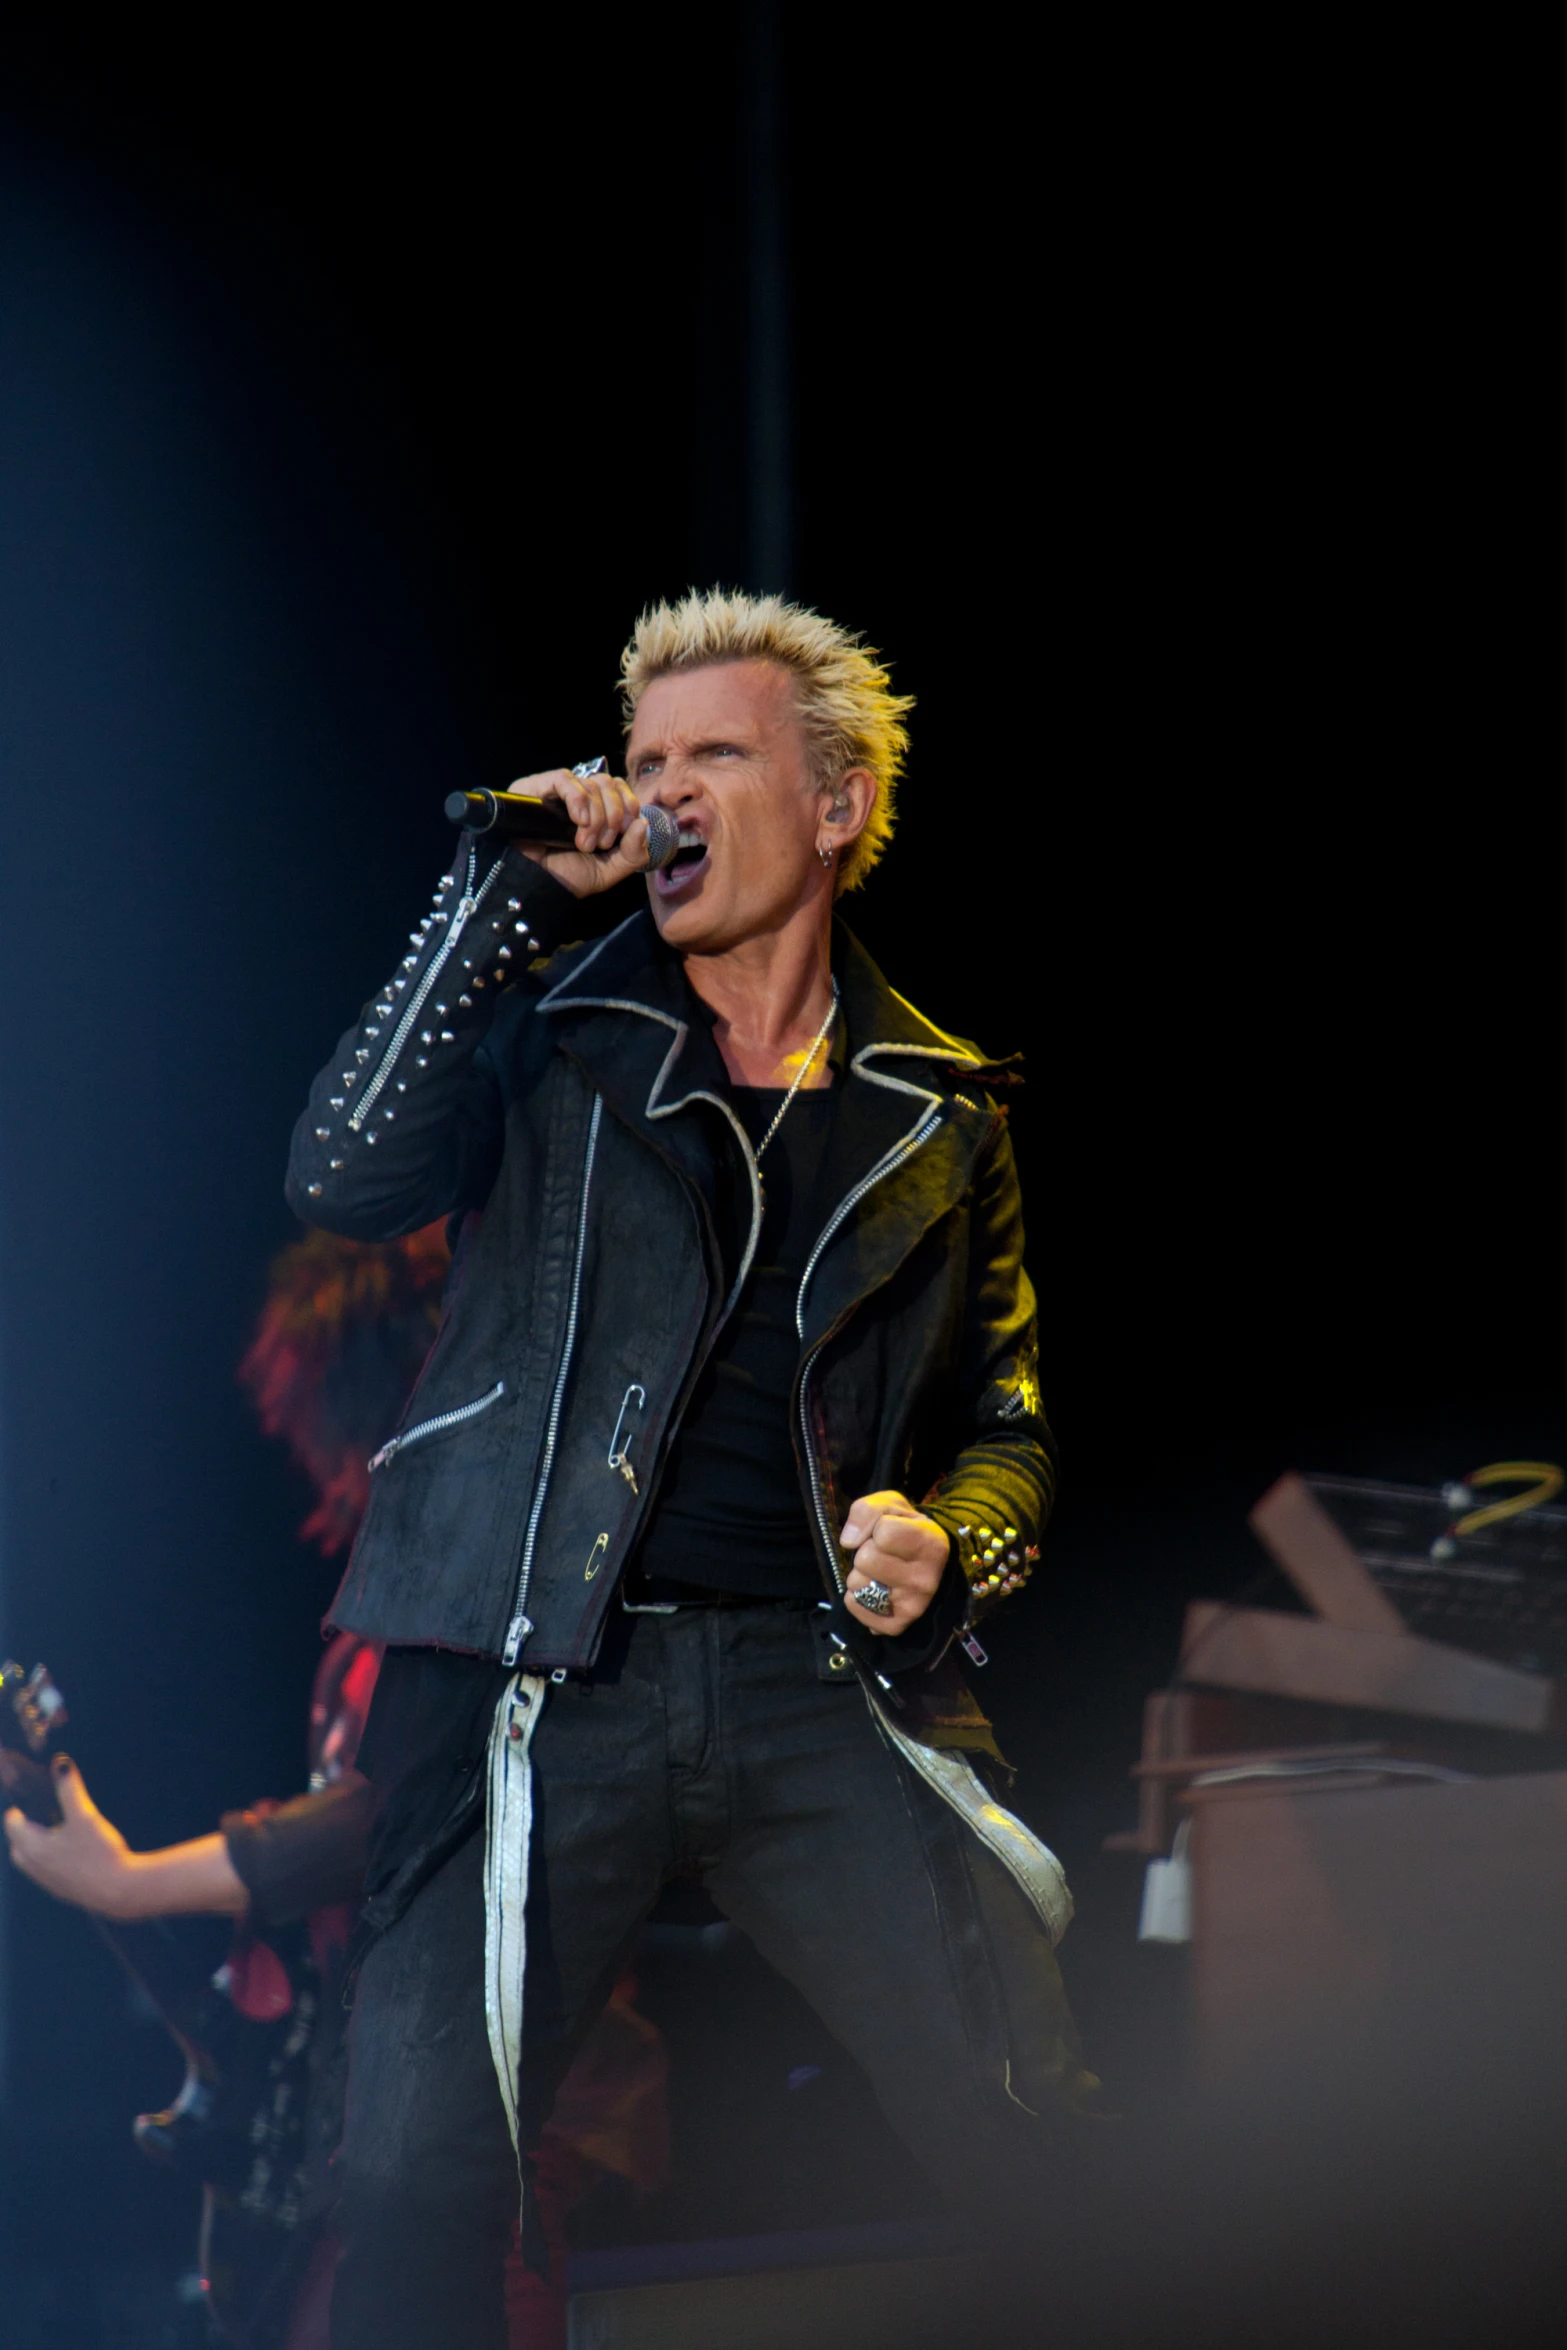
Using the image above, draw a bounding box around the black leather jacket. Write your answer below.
[285,837,1054,1685]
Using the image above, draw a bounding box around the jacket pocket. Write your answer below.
[368,1380,506,1472]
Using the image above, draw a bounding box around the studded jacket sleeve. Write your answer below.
[285,834,589,1240]
[919,1117,1054,1633]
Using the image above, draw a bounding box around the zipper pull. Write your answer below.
[960,1632,990,1668]
[616,1457,639,1495]
[502,1612,532,1667]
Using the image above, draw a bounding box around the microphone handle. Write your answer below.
[444,789,682,872]
[444,789,578,846]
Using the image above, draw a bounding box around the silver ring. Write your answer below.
[852,1579,894,1617]
[571,756,606,780]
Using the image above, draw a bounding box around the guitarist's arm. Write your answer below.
[4,1755,373,1928]
[2,1756,249,1919]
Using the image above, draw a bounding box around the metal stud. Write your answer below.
[416,1055,428,1067]
[420,1031,433,1045]
[355,1048,369,1064]
[383,1109,395,1122]
[329,1098,345,1111]
[498,945,512,959]
[403,955,418,971]
[439,1030,455,1043]
[315,1126,331,1140]
[307,1181,323,1195]
[434,1003,447,1016]
[365,1131,378,1145]
[507,898,522,911]
[514,920,528,935]
[329,1158,345,1170]
[459,994,472,1007]
[472,977,485,990]
[396,1080,407,1092]
[364,1026,380,1039]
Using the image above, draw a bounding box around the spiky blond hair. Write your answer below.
[618,589,913,893]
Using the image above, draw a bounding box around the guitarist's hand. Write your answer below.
[4,1756,248,1920]
[5,1755,139,1914]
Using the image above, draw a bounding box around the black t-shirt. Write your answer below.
[634,1081,837,1599]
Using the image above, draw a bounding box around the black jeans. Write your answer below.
[330,1603,1091,2348]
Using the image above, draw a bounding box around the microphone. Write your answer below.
[445,789,681,873]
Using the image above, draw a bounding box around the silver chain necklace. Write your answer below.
[752,980,840,1164]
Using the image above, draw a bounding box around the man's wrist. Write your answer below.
[500,848,638,949]
[924,1508,1038,1622]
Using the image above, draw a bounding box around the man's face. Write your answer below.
[627,660,829,953]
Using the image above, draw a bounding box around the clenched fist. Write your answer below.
[507,765,652,899]
[839,1491,949,1636]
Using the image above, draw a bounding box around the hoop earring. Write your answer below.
[818,843,835,868]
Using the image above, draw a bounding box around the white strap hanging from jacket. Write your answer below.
[869,1694,1074,1946]
[484,1672,549,2155]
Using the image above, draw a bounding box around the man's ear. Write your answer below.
[823,766,877,846]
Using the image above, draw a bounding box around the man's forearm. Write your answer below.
[79,1833,249,1922]
[121,1833,250,1918]
[285,842,583,1239]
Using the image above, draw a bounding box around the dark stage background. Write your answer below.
[0,11,1554,2342]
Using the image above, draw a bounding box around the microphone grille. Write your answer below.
[642,805,681,872]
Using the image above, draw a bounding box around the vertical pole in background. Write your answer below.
[746,0,793,598]
[0,1316,10,2118]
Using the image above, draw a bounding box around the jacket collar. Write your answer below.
[537,907,1017,1340]
[539,906,1016,1090]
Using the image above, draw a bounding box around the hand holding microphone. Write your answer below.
[446,758,679,900]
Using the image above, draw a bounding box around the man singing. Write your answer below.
[287,591,1097,2346]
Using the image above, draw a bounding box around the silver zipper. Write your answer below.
[348,845,502,1132]
[368,1380,505,1473]
[503,1093,604,1665]
[795,1108,944,1592]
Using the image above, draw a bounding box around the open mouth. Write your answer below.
[652,829,710,897]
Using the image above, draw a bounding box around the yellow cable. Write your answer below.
[1452,1460,1565,1538]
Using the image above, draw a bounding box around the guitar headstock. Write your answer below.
[0,1660,68,1755]
[0,1660,69,1824]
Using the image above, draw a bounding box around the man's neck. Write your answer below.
[682,912,836,1089]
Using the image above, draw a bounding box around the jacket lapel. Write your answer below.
[797,929,1006,1348]
[537,911,744,1271]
